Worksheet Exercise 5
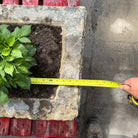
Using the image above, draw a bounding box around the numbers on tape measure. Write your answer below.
[30,78,122,88]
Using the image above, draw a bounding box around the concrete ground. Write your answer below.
[77,0,138,138]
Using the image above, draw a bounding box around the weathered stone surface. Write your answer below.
[0,5,87,120]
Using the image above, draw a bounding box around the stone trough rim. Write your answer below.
[0,5,87,120]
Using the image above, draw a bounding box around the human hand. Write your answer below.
[119,77,138,99]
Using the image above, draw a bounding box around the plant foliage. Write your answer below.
[0,24,37,104]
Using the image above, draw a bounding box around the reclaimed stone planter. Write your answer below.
[0,5,86,120]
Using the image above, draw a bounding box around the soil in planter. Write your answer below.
[7,24,62,98]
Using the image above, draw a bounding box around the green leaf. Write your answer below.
[16,75,31,90]
[0,25,9,32]
[28,57,37,66]
[13,58,24,66]
[18,37,31,43]
[0,45,5,53]
[17,66,29,74]
[0,60,5,70]
[0,77,4,84]
[5,82,11,88]
[6,36,16,47]
[1,86,8,94]
[25,56,34,62]
[11,27,20,38]
[0,33,4,41]
[1,28,10,40]
[26,44,36,56]
[13,67,19,74]
[11,25,31,38]
[23,62,32,69]
[5,56,15,62]
[11,48,22,58]
[1,76,7,82]
[11,82,17,88]
[20,25,31,37]
[7,76,17,88]
[0,24,37,104]
[24,57,37,68]
[0,90,8,104]
[2,48,11,56]
[14,43,28,55]
[0,70,5,77]
[4,62,14,76]
[6,75,13,85]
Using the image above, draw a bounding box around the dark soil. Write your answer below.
[8,24,62,98]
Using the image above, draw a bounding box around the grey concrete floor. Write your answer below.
[77,0,138,138]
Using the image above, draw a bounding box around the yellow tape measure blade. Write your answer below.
[30,78,122,88]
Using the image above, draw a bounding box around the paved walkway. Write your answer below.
[77,0,138,138]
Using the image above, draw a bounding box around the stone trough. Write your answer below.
[0,5,86,120]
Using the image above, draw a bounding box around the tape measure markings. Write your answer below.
[30,78,122,88]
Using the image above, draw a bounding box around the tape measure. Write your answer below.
[128,94,138,107]
[30,78,138,107]
[30,78,122,88]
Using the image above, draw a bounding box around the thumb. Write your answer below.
[119,84,131,93]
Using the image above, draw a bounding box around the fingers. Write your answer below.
[120,77,138,98]
[119,84,131,93]
[123,78,132,85]
[120,78,133,94]
[119,78,131,93]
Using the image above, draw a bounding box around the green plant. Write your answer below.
[0,24,37,104]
